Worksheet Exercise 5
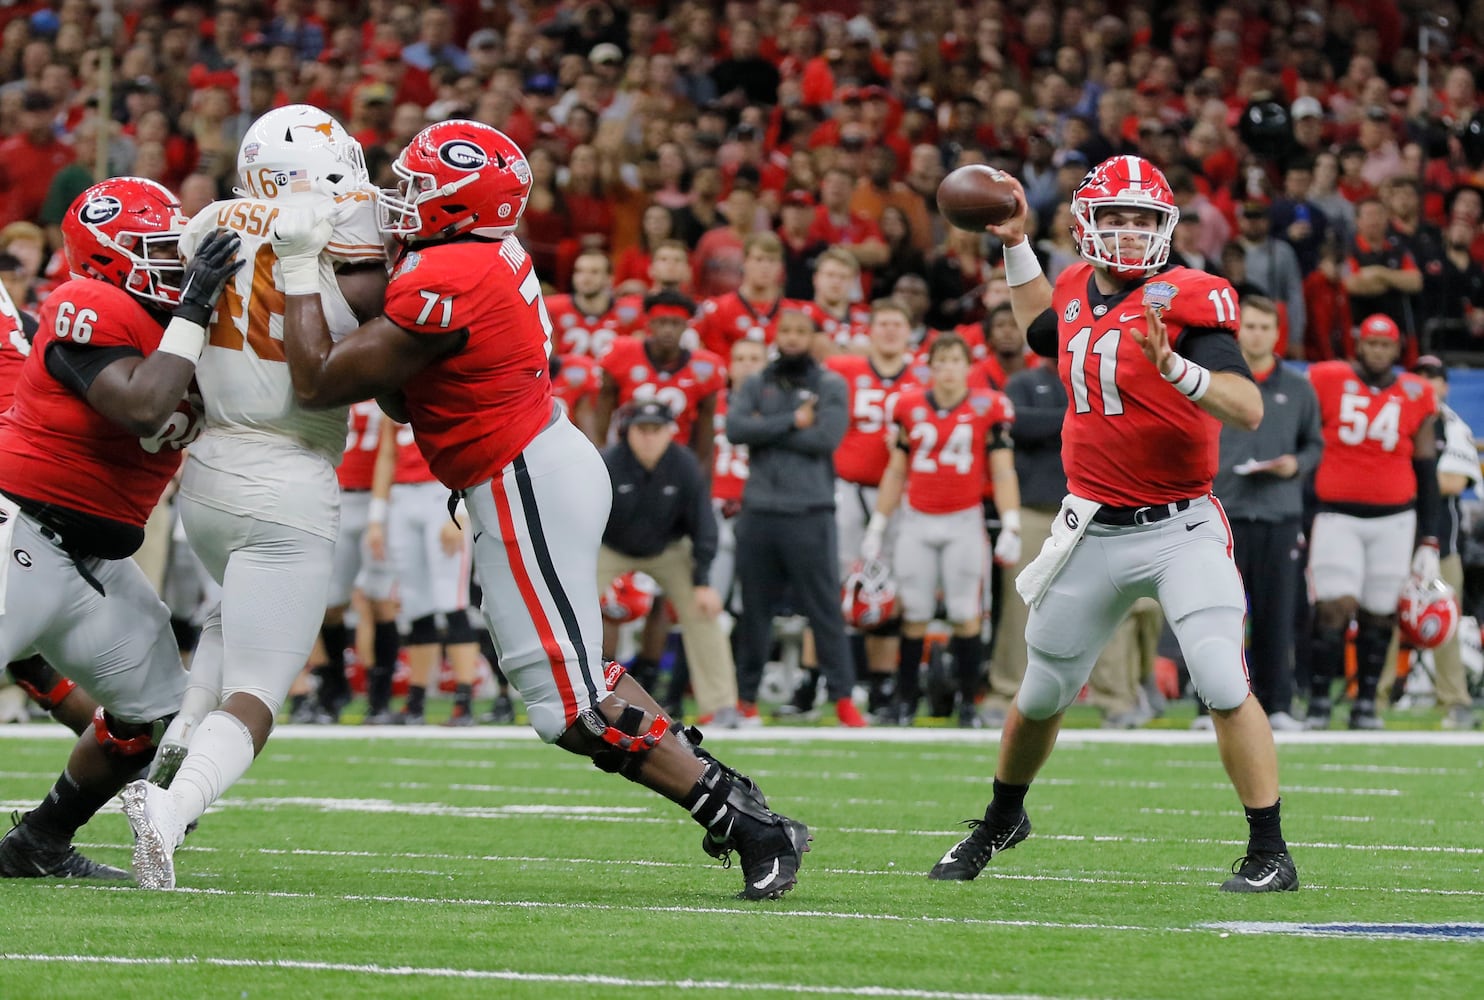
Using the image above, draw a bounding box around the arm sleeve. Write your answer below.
[786,373,849,455]
[1414,455,1442,543]
[44,341,145,399]
[1182,327,1253,379]
[1026,308,1058,358]
[724,373,795,446]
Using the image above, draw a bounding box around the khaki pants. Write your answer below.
[1432,553,1473,709]
[598,539,738,716]
[132,496,175,596]
[1086,597,1163,716]
[986,504,1057,709]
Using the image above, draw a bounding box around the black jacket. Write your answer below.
[726,357,847,514]
[602,441,717,586]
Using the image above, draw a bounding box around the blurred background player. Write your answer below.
[367,420,481,726]
[1306,314,1439,730]
[0,178,238,879]
[546,249,633,360]
[801,248,871,353]
[864,332,1020,727]
[124,106,387,889]
[694,233,793,357]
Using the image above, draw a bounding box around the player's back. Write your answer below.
[383,236,555,490]
[184,195,383,467]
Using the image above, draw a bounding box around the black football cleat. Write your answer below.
[928,809,1031,880]
[1220,851,1299,892]
[0,811,130,881]
[704,810,811,901]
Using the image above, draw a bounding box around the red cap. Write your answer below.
[1358,313,1401,342]
[782,189,816,208]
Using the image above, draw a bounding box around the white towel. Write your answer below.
[1015,494,1102,607]
[0,494,19,618]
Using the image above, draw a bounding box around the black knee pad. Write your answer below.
[9,658,77,710]
[443,612,478,645]
[406,614,440,646]
[865,616,902,638]
[91,708,160,764]
[559,700,667,781]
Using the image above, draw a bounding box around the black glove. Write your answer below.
[174,228,243,327]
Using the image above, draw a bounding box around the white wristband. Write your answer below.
[1000,509,1021,533]
[155,316,206,363]
[1003,238,1043,287]
[1161,354,1211,401]
[279,253,320,296]
[866,512,889,536]
[368,497,389,524]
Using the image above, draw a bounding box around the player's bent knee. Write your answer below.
[1179,617,1250,712]
[1017,650,1086,719]
[91,708,161,763]
[554,696,668,780]
[406,614,440,646]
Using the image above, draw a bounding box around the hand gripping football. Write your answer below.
[937,164,1021,231]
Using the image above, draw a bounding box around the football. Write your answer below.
[936,164,1021,231]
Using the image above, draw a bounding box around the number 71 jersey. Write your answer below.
[1310,361,1436,505]
[181,194,384,463]
[1053,261,1239,506]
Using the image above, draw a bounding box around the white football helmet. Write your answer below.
[235,104,369,203]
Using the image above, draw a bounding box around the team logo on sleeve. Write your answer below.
[78,195,122,226]
[437,139,488,171]
[692,361,714,380]
[392,252,422,279]
[1141,281,1179,312]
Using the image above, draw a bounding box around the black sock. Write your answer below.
[950,634,984,704]
[453,683,473,712]
[1309,624,1346,704]
[679,761,730,830]
[848,631,867,686]
[986,777,1030,827]
[867,671,894,713]
[1244,798,1286,854]
[897,637,925,709]
[1354,621,1390,705]
[629,656,660,691]
[289,693,307,713]
[25,770,111,842]
[405,685,426,715]
[318,623,349,708]
[370,621,400,712]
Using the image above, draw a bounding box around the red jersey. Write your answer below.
[552,353,600,417]
[711,392,749,503]
[0,297,31,412]
[1052,263,1237,506]
[1309,361,1438,506]
[600,335,725,444]
[338,400,384,490]
[0,279,203,529]
[393,422,438,485]
[799,300,871,353]
[827,353,920,487]
[913,325,988,368]
[893,386,1014,515]
[694,290,794,357]
[383,239,554,490]
[544,293,638,360]
[969,352,1042,392]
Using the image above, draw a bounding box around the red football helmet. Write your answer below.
[1398,575,1460,650]
[379,119,532,241]
[841,559,899,629]
[600,572,657,624]
[61,177,189,306]
[1070,154,1178,279]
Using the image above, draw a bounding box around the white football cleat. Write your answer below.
[122,780,185,890]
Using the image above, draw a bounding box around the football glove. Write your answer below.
[1411,540,1440,582]
[173,227,243,328]
[270,202,334,294]
[993,527,1021,566]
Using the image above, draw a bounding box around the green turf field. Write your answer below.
[1,725,1480,999]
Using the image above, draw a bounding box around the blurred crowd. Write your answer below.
[2,0,1483,727]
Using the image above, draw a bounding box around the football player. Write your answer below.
[692,233,794,357]
[825,298,920,718]
[0,177,239,879]
[1306,315,1440,730]
[926,155,1297,893]
[216,120,810,899]
[545,250,632,360]
[122,105,387,889]
[863,333,1020,728]
[595,291,726,465]
[365,419,481,725]
[798,249,871,354]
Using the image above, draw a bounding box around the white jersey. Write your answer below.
[181,193,384,465]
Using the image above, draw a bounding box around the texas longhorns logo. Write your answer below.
[292,122,336,141]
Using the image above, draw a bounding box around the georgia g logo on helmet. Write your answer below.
[437,139,488,171]
[78,195,122,226]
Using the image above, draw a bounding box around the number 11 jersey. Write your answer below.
[1052,262,1239,507]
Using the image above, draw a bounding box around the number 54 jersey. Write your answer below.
[1309,362,1436,506]
[181,193,384,464]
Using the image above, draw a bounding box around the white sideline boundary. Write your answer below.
[2,724,1482,746]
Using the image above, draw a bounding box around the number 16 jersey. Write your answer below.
[1052,262,1239,506]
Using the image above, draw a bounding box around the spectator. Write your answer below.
[1035,203,1081,282]
[1426,214,1484,353]
[1237,199,1306,357]
[519,146,571,285]
[726,309,863,727]
[870,205,929,301]
[671,163,723,249]
[1345,197,1423,365]
[1308,150,1356,249]
[809,166,888,275]
[692,172,762,297]
[891,273,934,350]
[927,227,993,331]
[710,22,779,107]
[1290,95,1327,157]
[0,90,73,228]
[1210,298,1323,732]
[1303,235,1356,361]
[1268,157,1330,275]
[400,9,470,74]
[1410,356,1481,730]
[778,190,829,300]
[1358,106,1404,188]
[614,203,677,296]
[599,399,740,728]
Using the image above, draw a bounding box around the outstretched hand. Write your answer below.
[1130,303,1174,376]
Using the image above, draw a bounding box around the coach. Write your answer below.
[726,309,865,726]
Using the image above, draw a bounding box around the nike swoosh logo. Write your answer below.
[1118,311,1142,322]
[1244,868,1280,888]
[937,846,959,865]
[1185,521,1207,532]
[473,531,484,544]
[752,858,781,890]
